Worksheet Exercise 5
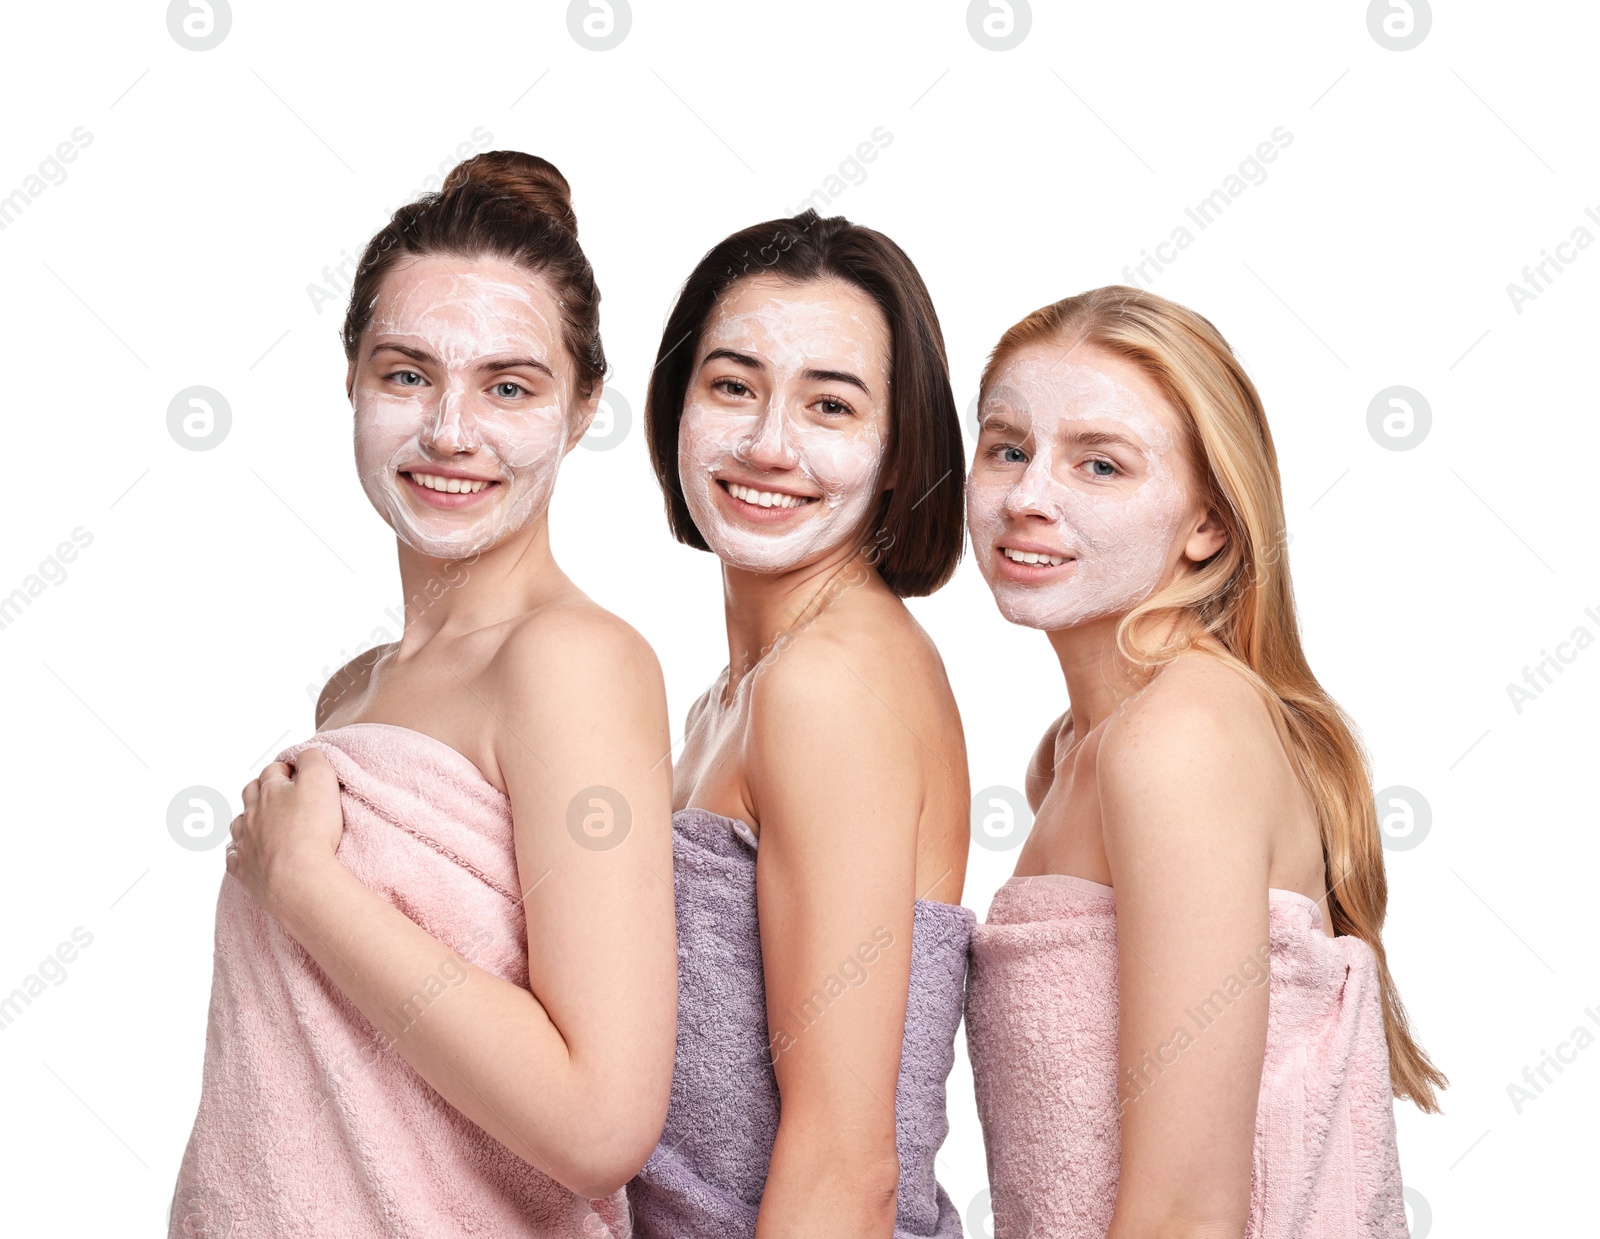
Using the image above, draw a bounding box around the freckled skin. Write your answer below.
[353,255,574,560]
[678,277,893,574]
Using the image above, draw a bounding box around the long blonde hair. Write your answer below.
[981,285,1446,1111]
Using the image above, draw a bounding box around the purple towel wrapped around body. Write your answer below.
[627,808,974,1238]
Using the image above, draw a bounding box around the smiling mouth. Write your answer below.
[405,470,496,495]
[719,479,818,511]
[1001,546,1071,567]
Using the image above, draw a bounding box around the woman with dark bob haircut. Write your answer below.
[629,210,974,1238]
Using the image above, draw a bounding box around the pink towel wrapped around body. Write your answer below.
[965,873,1407,1238]
[169,722,630,1239]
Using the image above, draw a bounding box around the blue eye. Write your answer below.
[1088,459,1117,477]
[393,370,424,386]
[493,381,526,399]
[1000,446,1027,464]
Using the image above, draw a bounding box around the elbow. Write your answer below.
[555,1089,671,1199]
[560,1133,659,1197]
[857,1153,902,1215]
[768,1121,900,1219]
[564,1165,637,1204]
[821,1146,900,1210]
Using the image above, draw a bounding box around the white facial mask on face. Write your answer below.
[352,261,572,560]
[678,291,891,574]
[967,350,1191,630]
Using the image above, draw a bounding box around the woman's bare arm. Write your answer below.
[1097,662,1277,1238]
[747,636,925,1239]
[230,608,676,1198]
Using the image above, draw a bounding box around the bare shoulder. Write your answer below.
[315,644,392,729]
[1097,652,1282,845]
[489,597,665,720]
[749,623,875,725]
[754,596,951,737]
[1102,653,1276,768]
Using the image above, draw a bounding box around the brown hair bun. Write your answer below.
[441,150,579,239]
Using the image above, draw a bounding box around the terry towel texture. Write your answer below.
[627,807,975,1238]
[170,722,629,1239]
[965,874,1407,1239]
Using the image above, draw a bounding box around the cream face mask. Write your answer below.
[677,279,892,575]
[352,255,574,560]
[967,346,1193,630]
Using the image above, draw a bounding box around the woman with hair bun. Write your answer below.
[169,152,676,1238]
[962,286,1445,1238]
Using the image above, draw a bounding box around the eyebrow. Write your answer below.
[369,342,555,379]
[978,415,1031,439]
[802,366,871,396]
[702,347,763,370]
[1064,428,1142,450]
[701,348,872,396]
[977,418,1142,453]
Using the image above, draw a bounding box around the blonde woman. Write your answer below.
[962,287,1444,1238]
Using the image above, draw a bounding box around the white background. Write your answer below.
[0,1,1593,1234]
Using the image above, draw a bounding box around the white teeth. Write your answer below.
[409,472,491,494]
[1003,547,1068,566]
[726,482,809,510]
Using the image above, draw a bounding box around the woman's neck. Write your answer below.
[719,541,878,694]
[392,517,567,654]
[1047,610,1191,733]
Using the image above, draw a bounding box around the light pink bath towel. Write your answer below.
[170,722,630,1239]
[965,874,1407,1238]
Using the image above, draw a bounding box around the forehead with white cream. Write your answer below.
[981,346,1177,452]
[698,276,893,393]
[364,254,566,381]
[968,340,1203,629]
[352,253,578,559]
[677,276,895,574]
